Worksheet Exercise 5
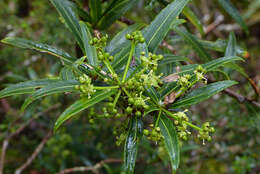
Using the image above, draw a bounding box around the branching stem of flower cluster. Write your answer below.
[122,42,135,83]
[162,109,202,131]
[93,86,119,90]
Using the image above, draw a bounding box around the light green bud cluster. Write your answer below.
[173,110,191,140]
[143,124,163,142]
[125,31,145,44]
[140,52,163,71]
[75,74,95,98]
[115,133,127,146]
[87,107,95,124]
[198,122,215,145]
[194,65,207,84]
[140,70,162,88]
[128,94,149,110]
[178,74,191,88]
[90,34,108,48]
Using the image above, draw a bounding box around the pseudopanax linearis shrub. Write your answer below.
[0,0,249,173]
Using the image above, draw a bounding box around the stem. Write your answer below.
[113,90,121,107]
[155,110,162,127]
[103,58,120,84]
[162,108,202,131]
[103,58,115,75]
[122,42,135,83]
[94,86,119,90]
[122,87,131,98]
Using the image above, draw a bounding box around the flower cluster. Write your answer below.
[126,31,145,44]
[140,52,163,71]
[194,65,207,84]
[173,110,191,140]
[143,124,163,142]
[75,74,95,98]
[178,74,191,88]
[198,122,215,145]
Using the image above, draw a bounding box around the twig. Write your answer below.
[224,88,260,108]
[56,159,122,174]
[0,140,9,174]
[204,14,224,34]
[14,130,52,174]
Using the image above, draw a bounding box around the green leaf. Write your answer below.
[225,32,236,57]
[145,87,160,104]
[0,79,58,98]
[89,0,102,24]
[79,22,98,66]
[183,6,204,35]
[60,67,76,80]
[124,116,143,174]
[75,5,91,22]
[159,114,180,172]
[106,23,145,55]
[97,0,138,30]
[204,56,244,72]
[22,80,80,111]
[50,0,84,50]
[223,32,249,78]
[159,81,179,100]
[144,0,191,52]
[159,54,189,65]
[171,80,237,108]
[169,37,248,57]
[1,37,76,65]
[174,27,211,62]
[112,46,131,71]
[143,106,160,117]
[218,0,249,34]
[173,56,243,76]
[54,89,117,131]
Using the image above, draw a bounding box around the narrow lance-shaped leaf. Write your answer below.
[50,0,84,50]
[173,56,243,76]
[159,114,180,172]
[224,32,249,78]
[174,27,211,62]
[144,0,191,52]
[159,54,189,65]
[168,37,249,58]
[183,6,204,35]
[54,89,117,131]
[1,37,76,65]
[218,0,249,34]
[22,80,80,111]
[0,79,58,98]
[124,116,143,174]
[97,0,138,30]
[79,22,98,66]
[106,23,145,55]
[171,80,238,108]
[89,0,102,24]
[60,67,77,80]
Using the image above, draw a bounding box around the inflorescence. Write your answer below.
[74,30,215,145]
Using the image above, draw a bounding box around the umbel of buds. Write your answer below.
[75,74,95,98]
[173,110,191,141]
[126,31,145,44]
[198,122,215,145]
[143,124,164,142]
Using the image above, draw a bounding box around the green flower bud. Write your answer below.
[143,129,149,136]
[126,107,133,114]
[135,111,142,117]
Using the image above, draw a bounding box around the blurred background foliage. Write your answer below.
[0,0,259,173]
